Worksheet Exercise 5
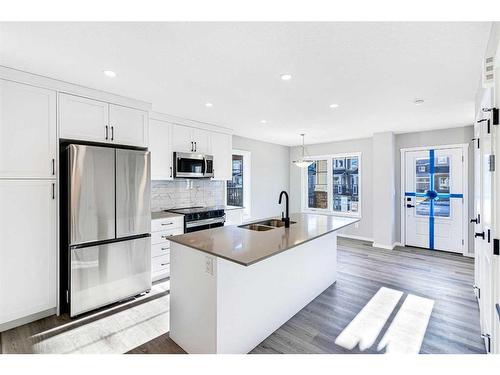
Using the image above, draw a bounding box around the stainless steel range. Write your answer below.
[167,206,225,233]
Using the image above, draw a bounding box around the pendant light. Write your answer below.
[293,134,313,168]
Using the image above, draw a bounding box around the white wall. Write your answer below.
[372,132,397,248]
[290,126,474,249]
[232,135,290,220]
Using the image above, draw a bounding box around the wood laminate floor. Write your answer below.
[1,239,485,354]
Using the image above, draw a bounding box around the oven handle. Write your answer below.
[186,216,226,228]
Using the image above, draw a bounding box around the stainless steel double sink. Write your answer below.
[239,219,296,231]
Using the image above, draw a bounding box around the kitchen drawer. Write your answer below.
[151,217,183,232]
[152,254,170,273]
[151,228,183,244]
[152,243,171,258]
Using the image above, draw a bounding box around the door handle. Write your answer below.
[470,218,478,224]
[170,166,173,178]
[194,141,197,152]
[51,158,55,175]
[190,141,194,152]
[105,125,109,140]
[111,126,114,141]
[475,231,485,239]
[51,183,55,199]
[406,204,415,208]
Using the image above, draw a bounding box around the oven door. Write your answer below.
[185,216,225,233]
[174,152,206,178]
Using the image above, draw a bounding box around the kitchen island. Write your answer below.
[168,213,358,354]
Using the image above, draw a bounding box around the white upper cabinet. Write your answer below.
[0,79,57,179]
[59,93,109,143]
[192,128,211,154]
[211,131,232,180]
[171,124,195,153]
[171,124,212,154]
[150,119,173,180]
[109,104,148,147]
[0,180,57,326]
[59,93,148,147]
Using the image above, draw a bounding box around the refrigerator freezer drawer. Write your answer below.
[70,236,151,317]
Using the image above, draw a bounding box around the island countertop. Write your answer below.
[169,213,359,266]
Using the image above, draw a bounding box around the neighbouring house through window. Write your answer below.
[226,149,251,220]
[302,153,361,217]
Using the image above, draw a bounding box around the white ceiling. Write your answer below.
[0,22,491,146]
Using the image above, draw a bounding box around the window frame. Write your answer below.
[301,152,362,218]
[224,149,251,221]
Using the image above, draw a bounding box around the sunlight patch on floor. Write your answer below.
[334,287,403,351]
[377,294,434,354]
[335,286,434,354]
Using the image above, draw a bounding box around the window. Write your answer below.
[333,155,359,214]
[227,154,243,207]
[226,149,251,220]
[306,160,328,209]
[302,153,361,217]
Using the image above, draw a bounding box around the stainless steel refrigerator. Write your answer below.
[61,144,151,317]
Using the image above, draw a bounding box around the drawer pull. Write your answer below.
[161,222,174,226]
[161,247,168,251]
[160,263,169,266]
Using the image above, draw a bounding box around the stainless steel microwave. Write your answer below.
[173,152,214,178]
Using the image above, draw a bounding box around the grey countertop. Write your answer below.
[169,213,359,266]
[151,211,185,220]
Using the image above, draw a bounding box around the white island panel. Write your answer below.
[170,231,337,354]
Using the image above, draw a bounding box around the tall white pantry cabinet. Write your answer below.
[0,79,58,330]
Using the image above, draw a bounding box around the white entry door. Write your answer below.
[404,147,465,253]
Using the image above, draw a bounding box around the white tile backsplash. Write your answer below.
[151,179,225,212]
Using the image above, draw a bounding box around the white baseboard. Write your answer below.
[372,242,396,250]
[337,233,373,243]
[463,252,475,258]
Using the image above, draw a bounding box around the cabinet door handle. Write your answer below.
[51,159,55,175]
[194,141,197,152]
[406,204,415,208]
[475,231,485,239]
[51,183,55,199]
[161,222,174,226]
[161,247,168,251]
[170,166,173,178]
[105,125,109,140]
[111,126,114,141]
[190,141,194,152]
[160,263,169,266]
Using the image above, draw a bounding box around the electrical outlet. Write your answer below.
[355,222,359,229]
[205,256,214,275]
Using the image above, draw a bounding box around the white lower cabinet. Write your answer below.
[0,180,57,328]
[151,216,184,282]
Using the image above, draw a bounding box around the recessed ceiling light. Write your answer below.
[329,103,339,109]
[414,99,425,105]
[260,120,267,124]
[280,74,292,81]
[103,70,117,78]
[205,102,213,108]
